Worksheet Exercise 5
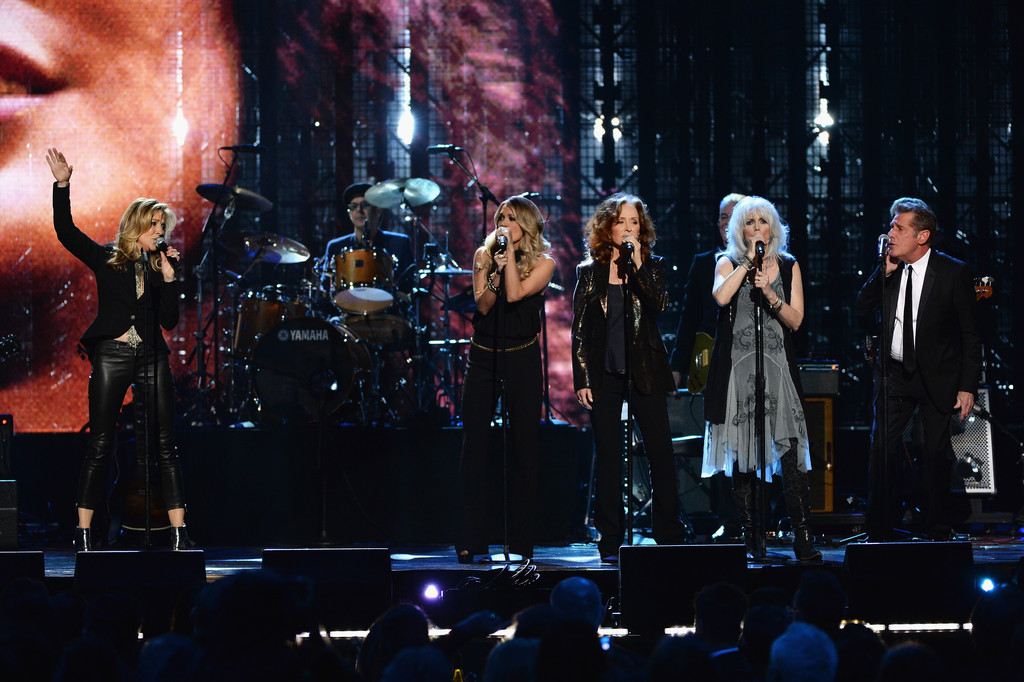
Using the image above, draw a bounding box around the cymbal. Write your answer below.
[417,266,473,277]
[365,177,441,208]
[196,184,274,212]
[218,231,310,264]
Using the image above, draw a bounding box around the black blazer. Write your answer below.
[571,255,675,398]
[855,249,982,411]
[53,183,179,356]
[669,248,719,373]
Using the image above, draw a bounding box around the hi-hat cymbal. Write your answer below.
[196,184,274,212]
[417,266,473,277]
[218,231,310,264]
[365,178,441,208]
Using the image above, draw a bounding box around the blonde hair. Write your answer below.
[107,198,176,271]
[483,196,550,279]
[582,193,656,265]
[720,196,791,263]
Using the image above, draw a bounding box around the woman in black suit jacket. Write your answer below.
[571,193,689,562]
[47,148,189,552]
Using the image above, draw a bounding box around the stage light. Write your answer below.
[423,584,440,600]
[980,578,996,592]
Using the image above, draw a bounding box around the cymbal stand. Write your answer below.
[191,156,239,424]
[441,148,499,243]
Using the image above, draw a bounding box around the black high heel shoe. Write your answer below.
[74,527,92,553]
[171,526,191,551]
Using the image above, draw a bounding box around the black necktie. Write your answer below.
[903,264,916,372]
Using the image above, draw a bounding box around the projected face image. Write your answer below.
[0,0,238,429]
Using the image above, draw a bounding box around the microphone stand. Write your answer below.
[444,149,499,243]
[753,247,767,559]
[622,249,635,548]
[141,253,153,550]
[490,249,514,563]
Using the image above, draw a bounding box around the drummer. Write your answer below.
[325,182,415,293]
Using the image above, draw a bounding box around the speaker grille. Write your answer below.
[950,388,995,494]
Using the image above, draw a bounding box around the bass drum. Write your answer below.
[249,317,370,423]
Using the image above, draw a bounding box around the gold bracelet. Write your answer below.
[487,271,501,293]
[741,256,755,271]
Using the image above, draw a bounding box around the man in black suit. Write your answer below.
[669,193,745,390]
[855,197,982,540]
[669,193,744,540]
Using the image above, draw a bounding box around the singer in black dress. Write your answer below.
[455,196,554,563]
[571,193,690,563]
[47,148,189,552]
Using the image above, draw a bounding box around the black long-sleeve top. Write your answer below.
[53,183,179,356]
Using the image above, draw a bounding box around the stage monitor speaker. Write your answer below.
[0,550,44,589]
[844,541,975,624]
[0,414,12,478]
[75,550,207,636]
[0,480,16,550]
[803,398,835,513]
[951,387,995,494]
[261,547,392,630]
[619,544,747,632]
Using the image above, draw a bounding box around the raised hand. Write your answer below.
[46,148,73,184]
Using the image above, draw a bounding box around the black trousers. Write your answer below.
[866,359,954,537]
[79,340,185,511]
[456,340,542,556]
[589,373,686,554]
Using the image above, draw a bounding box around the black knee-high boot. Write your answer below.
[781,450,822,562]
[732,472,766,559]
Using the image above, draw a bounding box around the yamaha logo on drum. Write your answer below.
[277,327,330,342]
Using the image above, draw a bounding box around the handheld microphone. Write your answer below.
[426,144,463,155]
[154,237,181,273]
[219,144,266,153]
[496,234,508,253]
[755,241,765,270]
[623,241,635,256]
[877,233,890,258]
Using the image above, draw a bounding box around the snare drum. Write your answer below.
[343,313,414,352]
[332,248,396,313]
[234,285,311,357]
[249,317,371,422]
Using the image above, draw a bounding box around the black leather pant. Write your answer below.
[78,340,185,511]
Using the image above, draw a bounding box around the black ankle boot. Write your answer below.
[74,527,92,553]
[171,526,190,551]
[781,450,822,562]
[732,472,766,559]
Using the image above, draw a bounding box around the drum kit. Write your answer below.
[191,175,476,426]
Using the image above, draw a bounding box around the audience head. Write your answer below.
[649,633,719,682]
[739,604,792,675]
[766,621,837,682]
[792,569,846,638]
[512,603,564,640]
[536,620,605,682]
[876,642,949,682]
[484,637,540,682]
[694,582,748,647]
[379,644,451,682]
[357,604,432,682]
[550,577,604,631]
[834,622,887,682]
